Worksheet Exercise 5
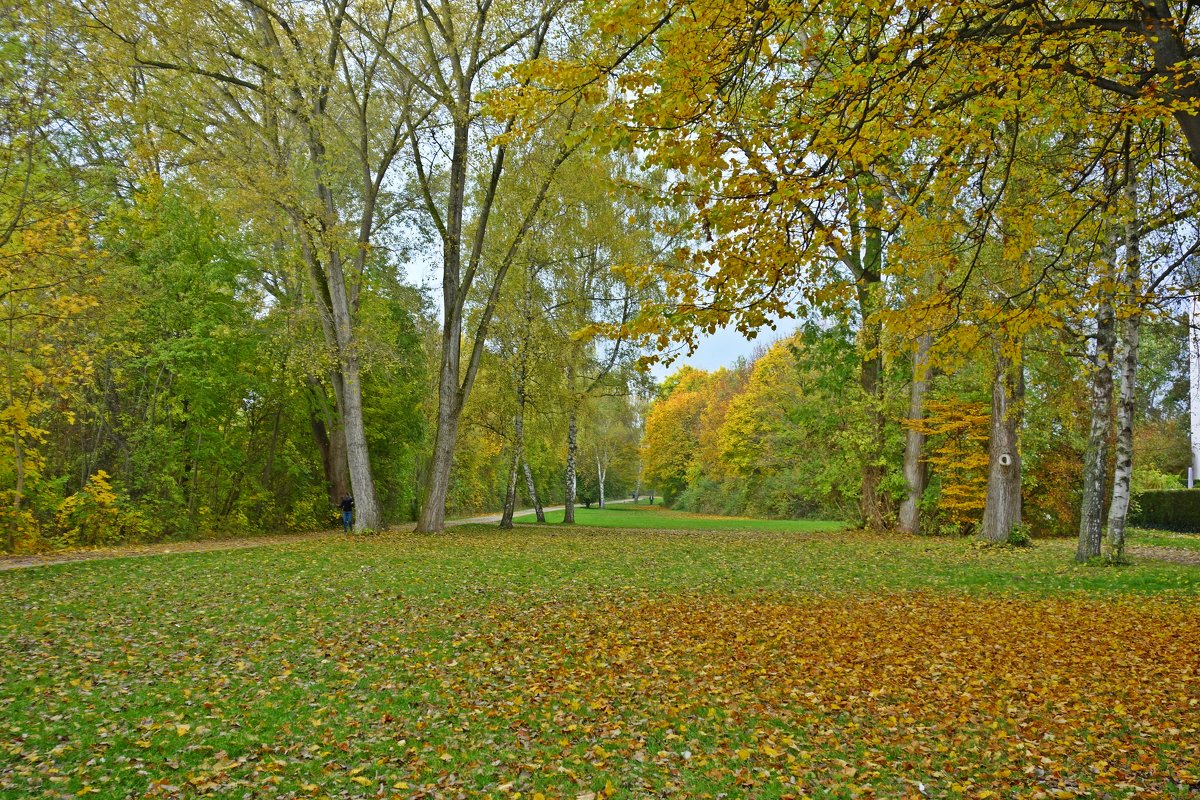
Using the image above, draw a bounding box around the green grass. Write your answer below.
[515,501,846,532]
[1,524,1198,799]
[1128,526,1200,550]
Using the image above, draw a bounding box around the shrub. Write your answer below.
[1131,489,1200,533]
[1007,523,1034,548]
[1130,466,1183,495]
[54,471,148,548]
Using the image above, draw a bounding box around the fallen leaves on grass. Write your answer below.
[421,592,1200,799]
[0,531,1197,799]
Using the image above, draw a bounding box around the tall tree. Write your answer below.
[68,0,435,529]
[349,0,585,532]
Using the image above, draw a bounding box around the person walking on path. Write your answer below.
[339,495,355,532]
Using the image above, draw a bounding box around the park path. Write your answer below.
[0,498,636,572]
[446,496,633,525]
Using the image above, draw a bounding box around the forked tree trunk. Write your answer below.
[499,390,526,529]
[416,91,574,531]
[980,346,1025,543]
[899,332,933,534]
[502,274,535,529]
[500,448,521,529]
[1077,290,1116,562]
[523,460,545,523]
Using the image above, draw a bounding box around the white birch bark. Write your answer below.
[1106,160,1141,562]
[1077,288,1116,562]
[1191,295,1200,485]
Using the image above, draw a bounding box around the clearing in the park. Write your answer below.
[1,506,1198,799]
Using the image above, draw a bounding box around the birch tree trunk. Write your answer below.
[899,332,933,534]
[563,387,578,524]
[500,445,521,529]
[1077,291,1116,562]
[1191,295,1200,484]
[980,346,1025,543]
[1105,312,1140,561]
[523,460,546,523]
[596,451,606,509]
[1106,159,1141,562]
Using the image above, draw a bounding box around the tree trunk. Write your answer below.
[9,430,22,551]
[858,340,885,529]
[596,452,606,509]
[418,352,462,533]
[307,378,350,504]
[563,402,578,524]
[501,275,535,529]
[338,356,379,530]
[1077,291,1116,562]
[980,346,1025,543]
[1105,311,1140,562]
[523,460,545,523]
[853,178,887,530]
[500,450,521,529]
[252,3,380,532]
[899,332,933,534]
[1106,159,1141,563]
[499,390,526,529]
[1191,295,1200,484]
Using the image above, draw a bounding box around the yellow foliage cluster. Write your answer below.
[54,471,146,549]
[909,400,991,533]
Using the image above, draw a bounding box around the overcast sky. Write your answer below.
[649,321,797,380]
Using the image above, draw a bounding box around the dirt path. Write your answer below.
[1127,545,1200,567]
[0,499,634,572]
[0,531,341,572]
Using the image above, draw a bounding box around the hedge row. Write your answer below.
[1132,489,1200,533]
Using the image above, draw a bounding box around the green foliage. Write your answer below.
[646,329,886,521]
[1131,490,1200,533]
[1006,523,1034,548]
[1131,465,1184,495]
[1,177,431,550]
[52,471,147,548]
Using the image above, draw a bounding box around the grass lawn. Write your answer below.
[514,502,845,532]
[1,523,1198,799]
[1128,526,1200,551]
